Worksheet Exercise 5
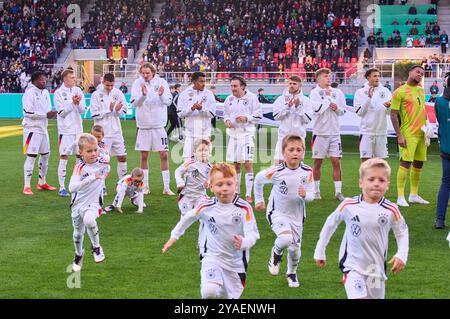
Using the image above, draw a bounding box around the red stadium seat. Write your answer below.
[250,73,257,79]
[257,73,264,79]
[338,57,344,63]
[351,57,357,63]
[291,63,297,69]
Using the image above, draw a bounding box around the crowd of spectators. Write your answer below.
[71,0,154,52]
[141,0,362,77]
[0,0,88,93]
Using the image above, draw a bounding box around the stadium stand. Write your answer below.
[0,0,88,93]
[141,0,362,81]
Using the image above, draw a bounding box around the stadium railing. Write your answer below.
[101,64,359,84]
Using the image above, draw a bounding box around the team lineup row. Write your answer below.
[20,63,431,299]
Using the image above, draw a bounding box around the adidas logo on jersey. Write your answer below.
[351,215,360,223]
[208,217,216,223]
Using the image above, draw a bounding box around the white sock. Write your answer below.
[87,225,100,248]
[162,170,170,190]
[334,181,342,194]
[143,169,149,187]
[117,161,127,179]
[236,172,242,194]
[287,245,301,274]
[38,153,50,185]
[73,227,85,256]
[314,180,320,193]
[58,159,68,190]
[24,156,36,187]
[245,172,254,197]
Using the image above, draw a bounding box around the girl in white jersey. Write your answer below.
[163,163,260,299]
[314,158,409,299]
[254,135,314,288]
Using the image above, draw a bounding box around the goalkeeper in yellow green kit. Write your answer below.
[390,65,429,207]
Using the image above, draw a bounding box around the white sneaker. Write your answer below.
[408,194,430,205]
[396,196,409,207]
[314,192,322,200]
[92,245,105,263]
[143,186,150,195]
[268,247,282,276]
[286,273,300,288]
[72,253,84,272]
[136,210,144,214]
[163,189,175,196]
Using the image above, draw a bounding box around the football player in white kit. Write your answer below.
[314,158,409,299]
[273,76,313,163]
[353,68,392,161]
[69,133,110,272]
[224,76,262,203]
[163,163,260,299]
[255,135,314,288]
[177,71,216,160]
[131,63,174,195]
[309,68,346,201]
[54,69,86,197]
[22,71,58,195]
[90,73,128,182]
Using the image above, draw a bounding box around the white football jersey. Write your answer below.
[353,84,392,136]
[309,85,346,136]
[175,159,212,198]
[54,84,86,135]
[314,195,409,280]
[177,86,216,137]
[22,84,52,134]
[171,196,260,273]
[254,162,314,223]
[90,87,128,137]
[273,89,313,139]
[223,90,262,137]
[69,157,110,214]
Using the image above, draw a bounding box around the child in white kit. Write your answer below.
[104,168,146,214]
[69,133,110,272]
[162,163,260,299]
[254,135,314,288]
[314,158,409,299]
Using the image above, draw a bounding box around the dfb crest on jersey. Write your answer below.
[192,169,200,178]
[188,92,194,98]
[243,99,249,106]
[379,91,386,99]
[229,96,234,102]
[62,92,67,97]
[232,214,242,224]
[319,90,325,97]
[202,95,208,102]
[331,92,336,99]
[279,181,288,195]
[377,212,389,226]
[351,224,361,237]
[99,93,104,99]
[113,95,118,101]
[154,85,159,92]
[299,176,307,186]
[364,90,369,96]
[206,268,216,280]
[285,95,290,102]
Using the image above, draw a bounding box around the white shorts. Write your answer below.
[226,135,255,162]
[178,194,206,215]
[183,134,211,159]
[59,133,78,156]
[135,128,168,152]
[311,135,342,159]
[343,270,385,299]
[359,135,388,159]
[268,214,303,246]
[71,206,102,227]
[104,134,127,157]
[200,260,246,299]
[23,130,50,155]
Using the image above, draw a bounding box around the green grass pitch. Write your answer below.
[0,118,448,298]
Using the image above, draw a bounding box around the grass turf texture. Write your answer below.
[0,118,448,299]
